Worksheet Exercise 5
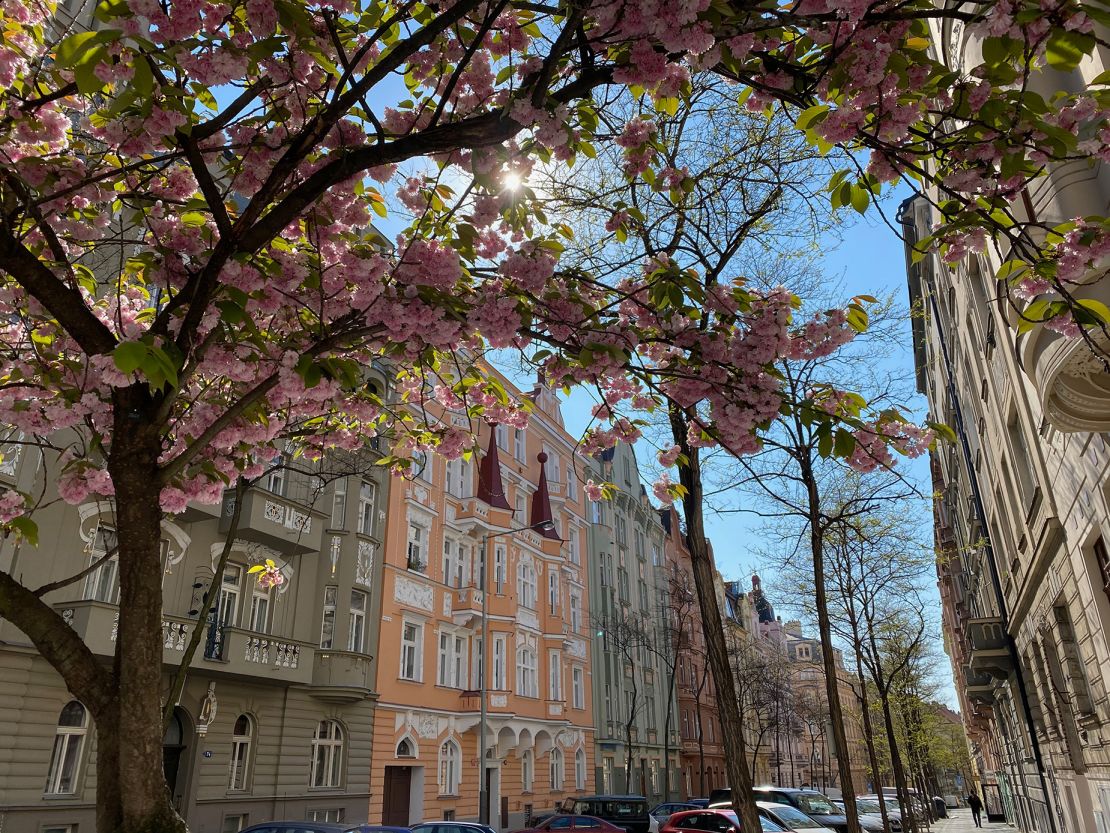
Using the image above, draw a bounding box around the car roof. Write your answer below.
[577,795,648,801]
[755,802,794,810]
[243,823,351,832]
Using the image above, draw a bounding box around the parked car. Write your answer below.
[652,805,704,822]
[709,788,848,833]
[858,795,906,830]
[557,795,653,833]
[411,823,496,833]
[514,815,626,833]
[829,799,887,833]
[660,808,787,833]
[756,802,836,833]
[688,800,711,809]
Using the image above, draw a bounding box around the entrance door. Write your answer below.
[163,708,187,811]
[384,766,413,826]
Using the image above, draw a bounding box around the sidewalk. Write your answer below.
[929,809,1013,832]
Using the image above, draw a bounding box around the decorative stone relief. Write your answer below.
[394,575,434,611]
[566,637,586,659]
[407,711,440,738]
[442,592,453,616]
[330,535,342,576]
[490,693,508,708]
[517,607,539,630]
[61,609,74,627]
[356,540,374,586]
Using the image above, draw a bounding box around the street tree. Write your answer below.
[3,0,1109,830]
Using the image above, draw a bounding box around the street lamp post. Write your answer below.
[478,519,556,827]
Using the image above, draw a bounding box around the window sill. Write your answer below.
[398,677,425,684]
[308,785,344,792]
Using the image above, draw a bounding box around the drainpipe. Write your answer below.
[897,197,1059,833]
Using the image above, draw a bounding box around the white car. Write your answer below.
[857,796,904,832]
[756,802,836,833]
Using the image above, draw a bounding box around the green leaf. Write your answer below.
[56,30,116,67]
[113,341,147,375]
[795,104,829,130]
[850,184,870,214]
[927,420,958,444]
[8,516,38,545]
[1076,298,1110,325]
[833,429,857,458]
[1045,30,1095,72]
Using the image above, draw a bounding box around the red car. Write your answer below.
[661,810,787,833]
[514,816,625,833]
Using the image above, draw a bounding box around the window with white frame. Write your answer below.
[441,540,467,589]
[649,759,659,794]
[522,748,534,791]
[228,714,252,791]
[549,747,564,791]
[569,590,582,633]
[308,809,345,823]
[567,470,577,500]
[494,544,507,593]
[651,543,660,566]
[84,525,120,604]
[440,739,461,795]
[548,571,560,612]
[646,698,656,730]
[437,630,468,688]
[514,428,527,461]
[412,450,430,481]
[602,757,613,793]
[400,620,423,681]
[548,650,562,700]
[407,522,427,572]
[44,701,88,795]
[515,490,528,523]
[575,748,586,791]
[604,684,612,721]
[357,481,375,536]
[615,515,627,546]
[493,635,507,689]
[348,590,367,653]
[590,501,602,524]
[572,667,585,709]
[446,457,471,498]
[249,584,271,633]
[320,586,337,649]
[567,528,580,564]
[496,423,510,451]
[310,720,344,788]
[267,456,286,495]
[473,636,484,689]
[216,565,242,628]
[331,477,347,528]
[0,430,23,477]
[518,561,537,609]
[543,446,561,484]
[517,647,538,697]
[221,815,248,832]
[634,530,645,559]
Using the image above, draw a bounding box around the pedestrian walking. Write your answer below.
[967,792,984,828]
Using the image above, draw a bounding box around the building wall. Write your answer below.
[0,371,392,831]
[369,373,595,828]
[585,443,680,802]
[904,171,1110,832]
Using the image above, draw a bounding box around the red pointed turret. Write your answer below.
[476,425,511,511]
[530,452,562,540]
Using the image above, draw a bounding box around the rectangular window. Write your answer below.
[497,424,510,451]
[221,816,248,833]
[570,591,582,633]
[436,631,468,688]
[446,458,471,498]
[568,529,580,565]
[635,530,645,559]
[1095,537,1110,605]
[320,586,337,649]
[84,525,120,604]
[357,481,375,536]
[514,428,527,461]
[217,565,242,628]
[549,650,562,700]
[493,635,507,689]
[515,490,528,523]
[400,621,423,681]
[308,809,345,822]
[602,758,613,793]
[567,470,577,500]
[249,587,271,633]
[443,539,456,588]
[651,544,660,567]
[518,564,536,609]
[590,501,603,524]
[407,523,427,572]
[473,636,484,689]
[646,698,656,729]
[267,457,285,495]
[604,684,612,722]
[572,666,585,709]
[331,477,347,528]
[549,572,560,613]
[348,590,367,653]
[625,690,635,722]
[616,516,627,546]
[494,544,507,594]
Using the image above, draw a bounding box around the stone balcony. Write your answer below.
[57,601,199,664]
[966,616,1014,679]
[219,489,323,554]
[964,665,998,706]
[309,650,374,703]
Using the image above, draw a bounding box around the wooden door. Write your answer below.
[383,766,412,826]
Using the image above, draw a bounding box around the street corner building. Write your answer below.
[899,23,1110,832]
[368,372,596,829]
[0,365,395,833]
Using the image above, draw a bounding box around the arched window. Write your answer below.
[575,748,586,791]
[549,747,564,791]
[517,647,537,698]
[522,749,534,792]
[229,714,252,790]
[396,737,416,758]
[45,701,88,795]
[310,720,344,788]
[440,739,461,795]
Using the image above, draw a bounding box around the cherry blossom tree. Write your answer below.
[1,0,1108,829]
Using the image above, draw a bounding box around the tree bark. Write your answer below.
[800,458,860,832]
[108,388,186,833]
[671,409,761,833]
[853,644,893,832]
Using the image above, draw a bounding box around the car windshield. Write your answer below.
[769,807,824,829]
[794,795,838,815]
[855,801,883,814]
[759,818,787,833]
[602,802,647,818]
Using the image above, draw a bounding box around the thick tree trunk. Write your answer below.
[108,391,186,833]
[853,647,892,833]
[671,411,761,833]
[801,464,860,832]
[877,688,917,833]
[95,699,124,832]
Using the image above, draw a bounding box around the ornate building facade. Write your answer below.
[368,373,595,829]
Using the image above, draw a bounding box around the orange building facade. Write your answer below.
[369,376,595,828]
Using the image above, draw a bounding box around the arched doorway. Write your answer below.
[163,707,190,811]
